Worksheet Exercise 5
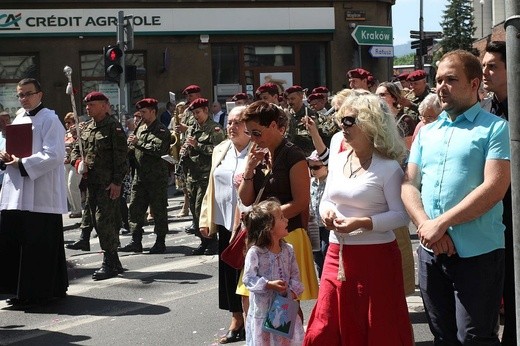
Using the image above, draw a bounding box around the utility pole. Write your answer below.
[504,0,520,337]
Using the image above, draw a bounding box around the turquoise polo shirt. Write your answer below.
[409,102,510,258]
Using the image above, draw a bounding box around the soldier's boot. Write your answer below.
[149,234,166,254]
[92,252,120,280]
[204,236,218,256]
[118,233,143,253]
[191,237,209,256]
[66,228,92,251]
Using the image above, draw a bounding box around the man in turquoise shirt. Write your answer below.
[402,50,510,345]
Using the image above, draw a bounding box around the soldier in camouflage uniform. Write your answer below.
[180,98,225,255]
[284,85,319,156]
[70,91,128,281]
[400,69,431,120]
[119,98,171,254]
[308,93,338,148]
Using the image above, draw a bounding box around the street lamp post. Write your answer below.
[480,0,485,38]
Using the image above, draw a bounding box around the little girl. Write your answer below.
[242,199,305,346]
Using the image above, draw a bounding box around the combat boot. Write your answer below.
[149,235,166,254]
[66,228,92,251]
[92,252,119,280]
[118,233,143,252]
[204,236,218,256]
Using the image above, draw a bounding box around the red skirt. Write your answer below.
[303,241,413,346]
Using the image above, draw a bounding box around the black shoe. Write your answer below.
[92,253,120,281]
[118,240,143,253]
[204,246,218,256]
[219,326,245,344]
[149,242,166,254]
[191,244,207,255]
[92,264,119,281]
[204,238,218,255]
[66,239,90,251]
[185,223,196,234]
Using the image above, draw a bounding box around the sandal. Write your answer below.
[219,326,245,344]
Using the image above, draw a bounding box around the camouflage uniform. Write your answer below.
[128,119,171,242]
[183,118,225,233]
[316,111,339,148]
[286,105,319,156]
[71,115,128,253]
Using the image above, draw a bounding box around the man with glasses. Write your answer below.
[0,78,69,307]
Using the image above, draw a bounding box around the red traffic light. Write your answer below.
[105,46,123,62]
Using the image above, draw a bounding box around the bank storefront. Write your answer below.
[0,6,336,118]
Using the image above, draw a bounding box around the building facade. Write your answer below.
[1,0,395,118]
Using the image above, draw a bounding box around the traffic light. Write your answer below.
[410,38,434,56]
[104,45,123,83]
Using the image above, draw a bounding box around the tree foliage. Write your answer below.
[440,0,476,53]
[394,53,415,66]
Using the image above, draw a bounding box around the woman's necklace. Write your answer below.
[347,152,372,178]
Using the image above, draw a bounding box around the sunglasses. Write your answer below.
[340,116,356,127]
[245,127,265,138]
[308,165,324,170]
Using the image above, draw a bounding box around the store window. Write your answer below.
[244,45,294,67]
[80,52,146,116]
[300,43,326,90]
[0,55,38,117]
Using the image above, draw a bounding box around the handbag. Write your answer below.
[262,290,299,339]
[221,224,248,269]
[221,174,270,269]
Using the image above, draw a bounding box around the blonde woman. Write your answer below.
[304,93,413,345]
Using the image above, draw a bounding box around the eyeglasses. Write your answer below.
[340,116,356,128]
[245,127,265,138]
[308,165,324,170]
[16,91,40,99]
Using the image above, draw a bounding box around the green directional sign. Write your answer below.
[351,25,393,46]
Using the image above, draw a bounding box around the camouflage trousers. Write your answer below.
[186,177,209,231]
[85,183,121,252]
[128,179,169,240]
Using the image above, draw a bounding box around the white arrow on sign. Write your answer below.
[368,46,394,58]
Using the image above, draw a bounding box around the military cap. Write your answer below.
[188,97,209,111]
[135,98,158,110]
[231,93,248,101]
[312,86,329,94]
[84,91,108,102]
[347,68,371,79]
[406,70,427,82]
[285,85,304,95]
[307,93,325,102]
[256,83,279,95]
[182,84,201,95]
[397,72,409,81]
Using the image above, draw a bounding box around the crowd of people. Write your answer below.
[0,41,515,346]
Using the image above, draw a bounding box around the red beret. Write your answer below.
[182,84,201,95]
[397,72,409,81]
[285,85,304,95]
[347,68,371,79]
[84,91,108,102]
[406,70,427,82]
[256,83,279,95]
[188,98,209,111]
[231,93,248,101]
[135,98,158,110]
[312,86,329,94]
[307,93,325,102]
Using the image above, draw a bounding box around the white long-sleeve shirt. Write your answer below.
[320,150,409,245]
[0,107,67,214]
